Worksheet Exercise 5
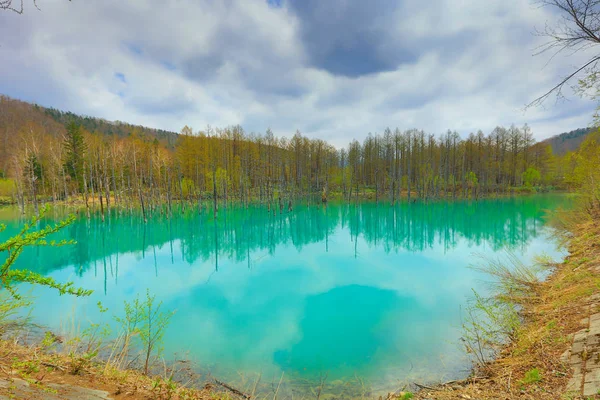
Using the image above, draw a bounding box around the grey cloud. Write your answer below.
[0,0,596,144]
[287,0,417,77]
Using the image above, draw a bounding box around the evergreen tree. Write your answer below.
[63,121,87,191]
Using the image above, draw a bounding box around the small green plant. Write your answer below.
[139,289,174,375]
[69,350,97,375]
[66,302,111,375]
[40,331,61,351]
[114,289,174,375]
[211,392,233,400]
[80,301,111,355]
[398,392,414,400]
[461,288,520,367]
[12,359,40,375]
[152,376,178,400]
[521,368,542,385]
[111,293,144,370]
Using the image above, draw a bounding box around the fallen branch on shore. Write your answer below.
[40,361,65,371]
[413,376,486,393]
[214,378,252,399]
[413,382,437,391]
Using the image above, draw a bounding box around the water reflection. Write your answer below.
[7,195,558,277]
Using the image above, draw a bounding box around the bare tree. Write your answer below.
[530,0,600,106]
[1,0,39,13]
[1,0,69,14]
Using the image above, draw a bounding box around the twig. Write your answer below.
[316,372,328,400]
[0,364,11,377]
[441,379,458,385]
[273,372,284,400]
[40,362,65,371]
[214,378,252,399]
[251,373,262,398]
[413,382,437,391]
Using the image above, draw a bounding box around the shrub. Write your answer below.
[521,368,542,385]
[113,289,174,375]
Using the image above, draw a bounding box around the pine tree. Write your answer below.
[63,122,87,191]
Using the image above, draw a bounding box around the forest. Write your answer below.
[0,95,591,218]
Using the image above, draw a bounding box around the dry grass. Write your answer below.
[0,338,221,400]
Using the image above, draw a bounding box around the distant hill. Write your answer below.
[0,95,180,175]
[541,127,596,155]
[0,95,179,145]
[42,106,179,146]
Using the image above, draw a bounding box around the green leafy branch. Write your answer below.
[0,205,92,299]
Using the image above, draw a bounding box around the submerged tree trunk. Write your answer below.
[213,167,218,220]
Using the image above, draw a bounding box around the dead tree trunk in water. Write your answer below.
[99,193,105,222]
[133,150,147,223]
[82,161,90,219]
[213,167,218,220]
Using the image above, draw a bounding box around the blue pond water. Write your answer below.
[0,195,569,395]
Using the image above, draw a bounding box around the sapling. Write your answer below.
[139,289,174,375]
[116,289,174,375]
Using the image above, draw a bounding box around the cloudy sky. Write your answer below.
[0,0,597,145]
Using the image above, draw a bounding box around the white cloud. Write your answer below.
[0,0,596,145]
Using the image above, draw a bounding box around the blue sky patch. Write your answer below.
[114,72,127,83]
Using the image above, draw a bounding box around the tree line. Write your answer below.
[0,96,574,219]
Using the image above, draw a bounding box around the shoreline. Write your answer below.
[0,190,574,215]
[1,187,568,206]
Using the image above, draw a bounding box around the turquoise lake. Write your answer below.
[0,195,570,395]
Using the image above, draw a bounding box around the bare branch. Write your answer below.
[527,55,600,107]
[0,0,67,14]
[530,0,600,106]
[0,0,24,14]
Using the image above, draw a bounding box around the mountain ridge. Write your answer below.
[540,126,596,155]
